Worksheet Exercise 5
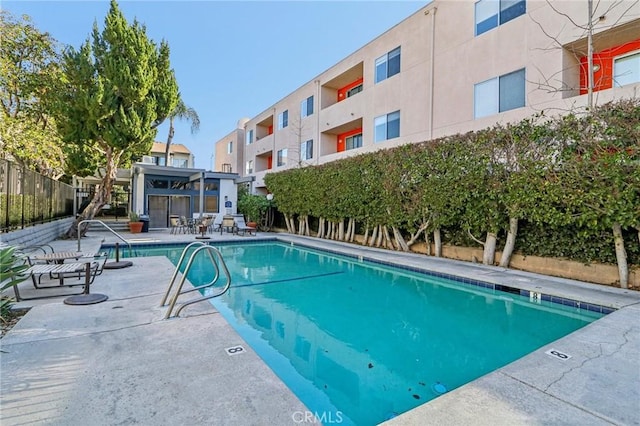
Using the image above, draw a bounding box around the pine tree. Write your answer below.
[55,0,178,237]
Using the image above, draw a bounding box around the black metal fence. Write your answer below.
[0,159,75,232]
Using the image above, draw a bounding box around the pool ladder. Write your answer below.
[160,242,232,319]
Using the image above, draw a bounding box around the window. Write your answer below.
[375,47,401,83]
[475,0,526,36]
[227,141,233,154]
[146,179,169,189]
[172,158,188,168]
[613,51,640,87]
[301,96,314,118]
[194,196,219,213]
[246,160,254,174]
[278,110,288,129]
[277,148,288,167]
[374,111,400,142]
[474,68,525,118]
[301,139,313,160]
[346,134,363,150]
[347,84,363,97]
[246,129,254,145]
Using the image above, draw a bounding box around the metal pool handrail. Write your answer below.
[77,219,132,255]
[159,241,210,306]
[161,242,232,319]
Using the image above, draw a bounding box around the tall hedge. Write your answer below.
[264,99,640,287]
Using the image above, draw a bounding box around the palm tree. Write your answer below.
[165,97,200,166]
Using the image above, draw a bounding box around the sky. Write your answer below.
[4,0,426,170]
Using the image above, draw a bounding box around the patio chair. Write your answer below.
[234,216,257,236]
[195,216,214,235]
[169,216,181,234]
[178,216,195,234]
[219,216,236,234]
[211,214,223,233]
[206,215,217,233]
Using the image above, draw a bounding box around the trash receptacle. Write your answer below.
[140,214,150,232]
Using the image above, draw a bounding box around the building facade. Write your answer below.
[214,0,640,194]
[143,142,196,169]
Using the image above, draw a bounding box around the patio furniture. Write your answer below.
[195,216,214,240]
[234,216,257,236]
[13,256,104,302]
[32,252,108,289]
[219,216,236,234]
[169,215,181,234]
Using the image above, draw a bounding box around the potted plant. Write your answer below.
[237,186,268,229]
[128,211,143,233]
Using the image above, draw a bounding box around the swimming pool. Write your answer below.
[107,241,606,425]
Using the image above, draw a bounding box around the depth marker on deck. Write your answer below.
[545,348,571,361]
[225,345,246,356]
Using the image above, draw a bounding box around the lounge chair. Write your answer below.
[36,252,108,288]
[13,253,107,301]
[234,217,257,236]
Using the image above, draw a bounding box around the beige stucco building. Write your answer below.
[214,0,640,194]
[143,142,196,169]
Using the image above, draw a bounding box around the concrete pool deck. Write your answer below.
[1,229,638,425]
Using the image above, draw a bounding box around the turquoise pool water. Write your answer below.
[109,242,604,425]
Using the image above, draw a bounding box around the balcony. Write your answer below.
[320,118,363,157]
[256,115,274,140]
[321,62,364,109]
[255,150,273,173]
[562,19,640,98]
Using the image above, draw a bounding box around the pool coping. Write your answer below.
[4,231,639,425]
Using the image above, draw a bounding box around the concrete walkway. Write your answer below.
[1,229,639,425]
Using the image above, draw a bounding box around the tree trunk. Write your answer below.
[317,217,324,238]
[304,216,310,236]
[392,226,410,251]
[165,117,175,165]
[368,226,377,246]
[363,226,369,246]
[285,214,296,234]
[499,218,518,268]
[375,226,383,247]
[483,232,497,265]
[298,216,305,235]
[338,220,345,241]
[434,228,442,257]
[65,150,119,239]
[406,222,429,247]
[613,222,629,289]
[349,218,356,243]
[283,214,291,233]
[425,232,431,256]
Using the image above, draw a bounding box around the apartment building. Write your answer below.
[214,0,640,194]
[142,142,195,169]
